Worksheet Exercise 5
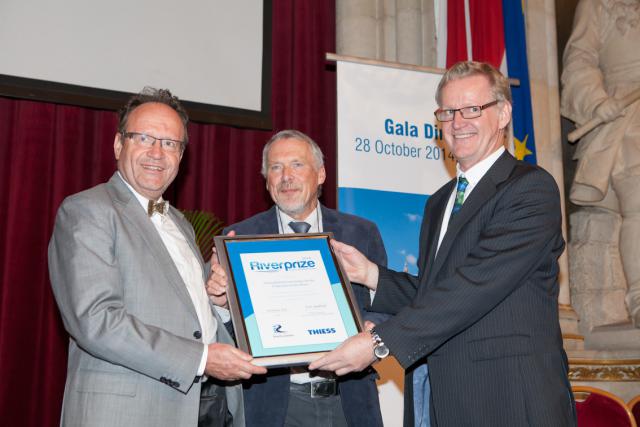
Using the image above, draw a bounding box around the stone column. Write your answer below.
[336,0,379,59]
[524,0,581,348]
[336,0,436,67]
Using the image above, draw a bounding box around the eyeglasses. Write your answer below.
[434,100,500,122]
[122,132,183,152]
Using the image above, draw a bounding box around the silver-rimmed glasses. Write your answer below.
[122,132,183,153]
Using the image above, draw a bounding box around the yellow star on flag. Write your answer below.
[514,134,532,160]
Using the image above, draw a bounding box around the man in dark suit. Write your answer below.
[208,130,386,427]
[48,88,265,427]
[310,62,576,427]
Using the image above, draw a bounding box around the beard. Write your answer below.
[277,200,307,217]
[274,182,317,217]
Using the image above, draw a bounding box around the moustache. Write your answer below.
[277,183,301,192]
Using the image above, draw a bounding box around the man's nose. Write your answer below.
[451,110,465,127]
[282,166,294,181]
[451,110,472,129]
[147,141,165,158]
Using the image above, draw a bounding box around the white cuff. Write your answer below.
[197,343,207,376]
[215,306,231,323]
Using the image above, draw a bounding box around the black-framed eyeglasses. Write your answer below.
[434,100,500,122]
[122,132,183,153]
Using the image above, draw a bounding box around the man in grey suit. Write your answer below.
[310,62,576,426]
[208,130,386,427]
[48,87,266,427]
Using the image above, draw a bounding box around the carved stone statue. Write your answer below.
[561,0,640,328]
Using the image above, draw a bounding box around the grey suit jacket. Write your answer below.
[48,173,244,427]
[372,152,576,426]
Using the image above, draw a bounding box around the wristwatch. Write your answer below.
[370,328,390,359]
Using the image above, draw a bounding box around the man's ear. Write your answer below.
[317,166,326,186]
[114,133,123,160]
[498,101,513,130]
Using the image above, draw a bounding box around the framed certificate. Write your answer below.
[214,233,364,367]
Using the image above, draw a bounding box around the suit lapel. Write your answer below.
[422,181,454,284]
[107,174,199,322]
[428,152,516,281]
[320,204,341,239]
[263,206,281,234]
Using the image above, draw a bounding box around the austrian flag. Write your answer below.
[436,0,537,164]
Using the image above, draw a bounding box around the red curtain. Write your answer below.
[0,1,336,425]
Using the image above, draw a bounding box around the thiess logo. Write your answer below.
[249,259,316,272]
[307,328,336,335]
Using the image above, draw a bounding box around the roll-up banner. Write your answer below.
[336,58,455,425]
[337,60,455,276]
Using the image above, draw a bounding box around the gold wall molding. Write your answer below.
[569,359,640,381]
[562,333,585,341]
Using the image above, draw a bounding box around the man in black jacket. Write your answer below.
[310,62,576,427]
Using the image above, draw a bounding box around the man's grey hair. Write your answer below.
[435,61,512,108]
[261,130,324,177]
[117,87,189,147]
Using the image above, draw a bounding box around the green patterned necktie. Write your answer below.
[451,176,468,216]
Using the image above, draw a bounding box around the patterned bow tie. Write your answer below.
[148,199,167,217]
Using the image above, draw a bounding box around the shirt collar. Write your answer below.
[277,204,321,233]
[456,146,505,185]
[117,171,168,214]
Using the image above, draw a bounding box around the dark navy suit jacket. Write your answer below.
[372,152,576,427]
[225,204,387,427]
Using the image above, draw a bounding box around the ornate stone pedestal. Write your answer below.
[568,208,640,401]
[587,321,640,351]
[561,303,584,351]
[569,208,630,334]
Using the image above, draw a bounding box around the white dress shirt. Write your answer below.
[276,206,323,235]
[275,205,332,384]
[436,147,505,253]
[120,173,216,376]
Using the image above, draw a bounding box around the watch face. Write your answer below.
[374,343,390,359]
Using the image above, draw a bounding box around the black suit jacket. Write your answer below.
[224,204,387,427]
[372,152,576,427]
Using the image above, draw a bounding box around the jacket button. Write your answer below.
[193,330,202,339]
